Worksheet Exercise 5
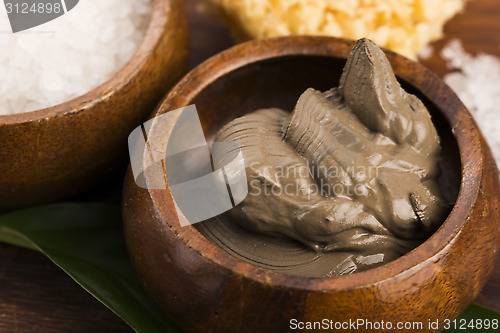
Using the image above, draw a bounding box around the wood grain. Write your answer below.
[0,0,189,208]
[419,0,500,76]
[124,35,499,333]
[1,0,500,332]
[0,243,134,333]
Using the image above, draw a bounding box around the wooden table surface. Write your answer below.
[1,0,499,332]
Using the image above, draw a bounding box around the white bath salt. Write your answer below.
[0,0,151,115]
[418,45,434,60]
[442,39,500,171]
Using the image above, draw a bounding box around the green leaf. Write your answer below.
[1,203,499,333]
[0,203,181,333]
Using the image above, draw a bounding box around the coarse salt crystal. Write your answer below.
[0,0,151,115]
[442,39,500,175]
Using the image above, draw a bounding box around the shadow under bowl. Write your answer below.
[123,36,500,333]
[0,0,189,208]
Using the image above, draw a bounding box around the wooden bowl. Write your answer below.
[0,0,188,208]
[123,36,500,333]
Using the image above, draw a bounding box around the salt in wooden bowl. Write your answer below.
[0,0,189,207]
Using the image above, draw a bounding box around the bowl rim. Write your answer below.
[0,0,168,124]
[148,36,481,291]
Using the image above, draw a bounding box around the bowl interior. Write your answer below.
[187,54,461,273]
[193,55,461,204]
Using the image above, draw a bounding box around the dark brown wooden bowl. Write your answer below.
[0,0,188,208]
[123,36,500,333]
